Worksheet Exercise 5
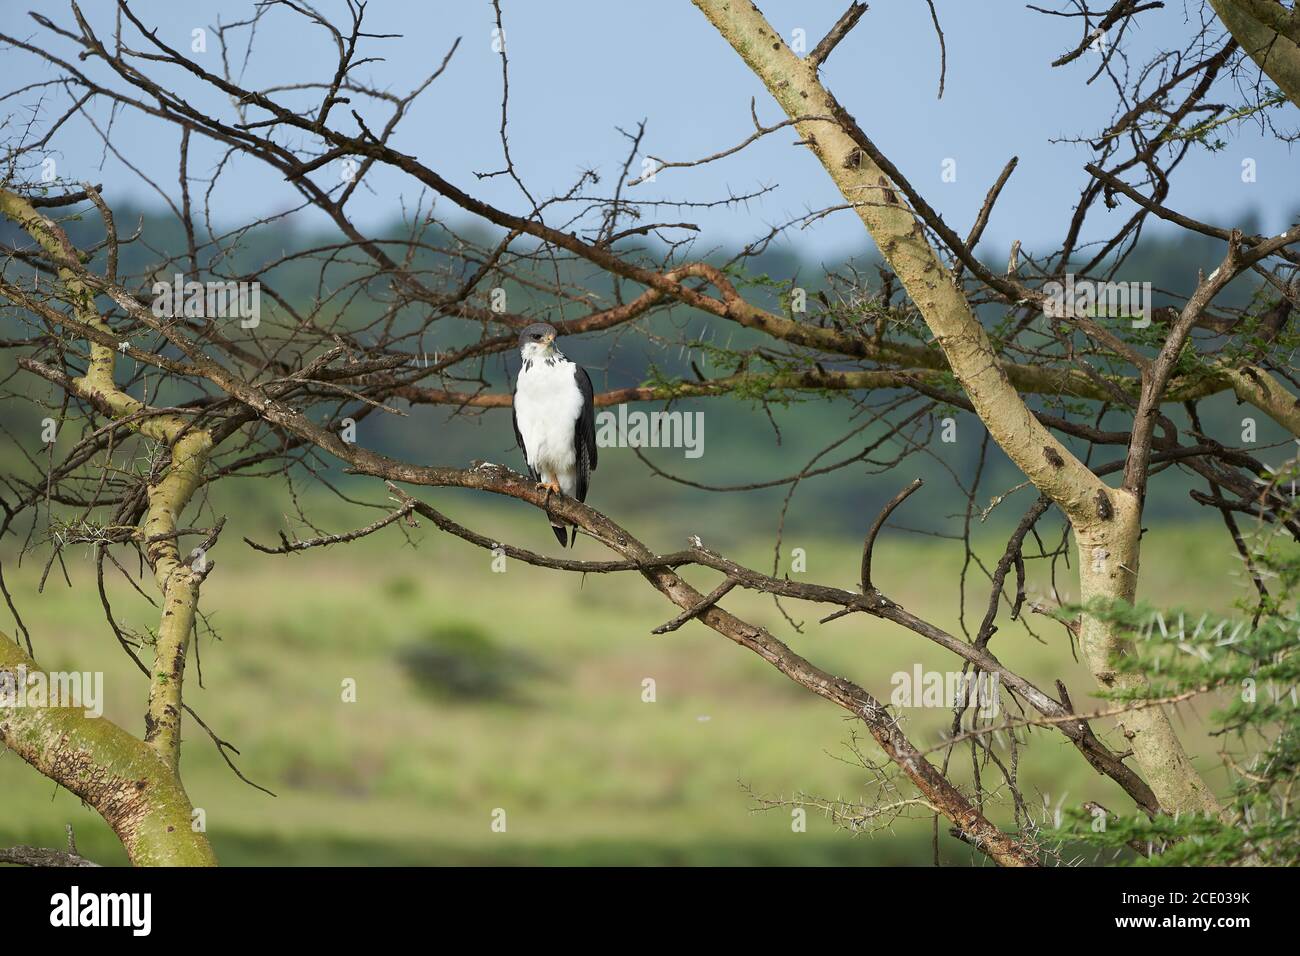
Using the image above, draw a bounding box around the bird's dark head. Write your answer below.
[518,322,558,359]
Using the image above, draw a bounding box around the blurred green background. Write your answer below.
[0,491,1252,866]
[1,211,1290,866]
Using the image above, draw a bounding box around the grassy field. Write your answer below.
[0,490,1256,866]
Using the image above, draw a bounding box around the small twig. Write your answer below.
[808,2,868,71]
[652,577,738,634]
[954,156,1018,283]
[627,106,834,186]
[243,501,415,554]
[861,478,923,592]
[27,184,104,207]
[919,685,1214,759]
[1048,1,1165,69]
[921,0,946,98]
[0,825,100,866]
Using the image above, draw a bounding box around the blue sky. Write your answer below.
[3,0,1295,260]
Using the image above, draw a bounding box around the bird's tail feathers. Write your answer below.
[550,523,568,547]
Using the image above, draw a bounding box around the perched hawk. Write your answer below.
[511,322,597,546]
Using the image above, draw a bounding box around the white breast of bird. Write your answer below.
[515,358,583,494]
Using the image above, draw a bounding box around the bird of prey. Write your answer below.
[511,322,597,546]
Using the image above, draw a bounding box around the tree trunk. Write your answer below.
[691,0,1221,816]
[1,630,217,866]
[1075,491,1223,817]
[1211,0,1300,108]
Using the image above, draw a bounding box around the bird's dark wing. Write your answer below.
[573,364,597,502]
[511,373,538,482]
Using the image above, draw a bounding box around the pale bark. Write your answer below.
[1073,492,1223,817]
[1224,364,1300,437]
[0,189,212,774]
[0,629,216,866]
[1211,0,1300,107]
